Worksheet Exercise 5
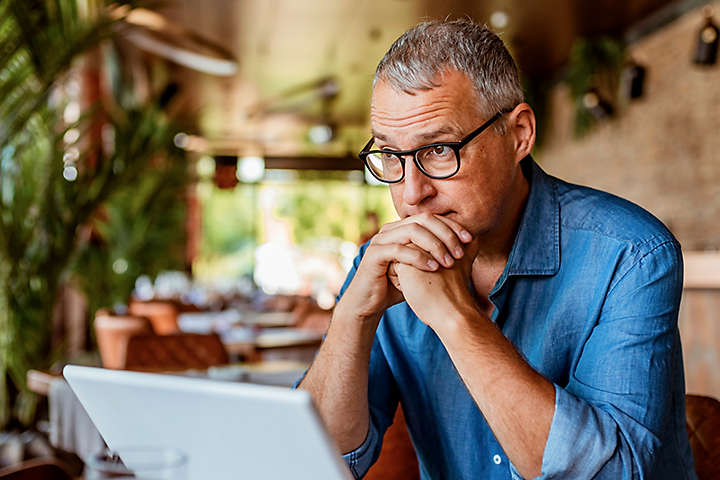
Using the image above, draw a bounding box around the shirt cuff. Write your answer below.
[541,384,660,479]
[341,420,380,479]
[542,384,614,478]
[508,461,526,480]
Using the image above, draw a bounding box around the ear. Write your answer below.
[507,103,536,163]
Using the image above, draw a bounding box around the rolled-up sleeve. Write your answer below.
[341,334,399,478]
[540,240,692,479]
[342,402,381,477]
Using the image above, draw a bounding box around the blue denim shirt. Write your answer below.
[339,158,696,479]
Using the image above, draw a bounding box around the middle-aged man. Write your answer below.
[298,19,696,479]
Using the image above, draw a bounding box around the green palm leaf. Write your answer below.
[0,0,188,429]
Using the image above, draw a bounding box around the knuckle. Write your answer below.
[371,231,391,246]
[442,227,460,243]
[446,233,461,247]
[408,223,423,235]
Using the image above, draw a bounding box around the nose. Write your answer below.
[400,156,436,207]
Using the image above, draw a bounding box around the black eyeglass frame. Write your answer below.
[359,110,507,184]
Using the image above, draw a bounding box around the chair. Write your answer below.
[365,406,420,480]
[94,311,153,369]
[0,458,73,480]
[124,333,230,371]
[128,300,180,335]
[685,394,720,479]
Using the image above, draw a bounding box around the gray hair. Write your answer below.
[374,19,524,133]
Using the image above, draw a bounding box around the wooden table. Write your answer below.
[221,327,322,362]
[27,369,59,396]
[178,310,297,333]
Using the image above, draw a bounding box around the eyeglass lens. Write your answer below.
[365,145,458,182]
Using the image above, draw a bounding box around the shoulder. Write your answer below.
[554,177,679,254]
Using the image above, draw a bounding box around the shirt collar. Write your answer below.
[503,155,560,277]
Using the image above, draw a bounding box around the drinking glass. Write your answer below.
[85,447,187,479]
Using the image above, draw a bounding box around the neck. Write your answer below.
[476,166,530,264]
[470,165,530,302]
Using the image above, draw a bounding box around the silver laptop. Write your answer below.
[63,365,352,480]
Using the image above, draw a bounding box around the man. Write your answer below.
[299,19,696,479]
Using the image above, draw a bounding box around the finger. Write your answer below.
[394,213,469,260]
[387,262,398,277]
[373,222,457,267]
[368,243,440,272]
[387,264,403,293]
[432,214,473,243]
[377,218,403,231]
[389,276,402,293]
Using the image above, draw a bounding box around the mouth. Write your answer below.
[403,210,453,219]
[438,211,456,218]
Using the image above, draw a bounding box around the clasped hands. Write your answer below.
[345,212,481,332]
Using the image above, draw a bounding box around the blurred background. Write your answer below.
[0,0,719,475]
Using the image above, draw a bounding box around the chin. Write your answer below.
[451,212,489,236]
[443,211,472,230]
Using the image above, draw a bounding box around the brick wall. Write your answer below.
[536,1,720,251]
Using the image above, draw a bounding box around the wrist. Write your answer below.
[332,298,383,334]
[431,299,488,341]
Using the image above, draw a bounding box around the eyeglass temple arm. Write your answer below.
[360,137,375,154]
[457,111,505,148]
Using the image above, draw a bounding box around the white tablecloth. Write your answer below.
[49,377,105,460]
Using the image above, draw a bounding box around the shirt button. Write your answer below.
[493,454,502,465]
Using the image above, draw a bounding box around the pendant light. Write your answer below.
[693,6,718,66]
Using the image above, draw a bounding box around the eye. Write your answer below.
[429,145,453,159]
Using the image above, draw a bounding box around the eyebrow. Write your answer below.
[371,125,461,146]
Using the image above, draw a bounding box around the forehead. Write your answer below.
[370,70,479,140]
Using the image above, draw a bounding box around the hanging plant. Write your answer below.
[565,37,626,137]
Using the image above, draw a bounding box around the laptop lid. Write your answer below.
[63,365,352,480]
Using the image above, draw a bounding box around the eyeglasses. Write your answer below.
[359,111,505,184]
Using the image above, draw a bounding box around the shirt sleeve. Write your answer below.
[540,240,692,479]
[297,243,400,478]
